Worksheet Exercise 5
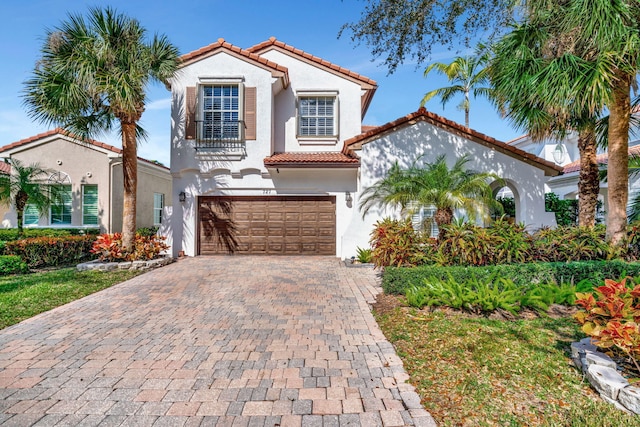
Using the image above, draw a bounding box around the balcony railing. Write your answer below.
[195,120,245,152]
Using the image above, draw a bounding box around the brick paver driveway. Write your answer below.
[0,256,436,426]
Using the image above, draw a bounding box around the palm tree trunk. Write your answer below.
[121,121,138,252]
[577,128,599,227]
[464,89,470,128]
[434,207,454,228]
[605,72,631,246]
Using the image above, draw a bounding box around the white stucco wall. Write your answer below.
[169,48,365,257]
[340,120,557,259]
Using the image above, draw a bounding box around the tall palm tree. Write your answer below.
[490,0,640,245]
[23,7,180,251]
[421,52,492,128]
[489,10,602,228]
[0,159,61,236]
[360,154,502,228]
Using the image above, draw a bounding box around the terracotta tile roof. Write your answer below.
[0,128,169,171]
[361,125,377,133]
[264,152,360,168]
[563,144,640,173]
[248,37,377,87]
[179,38,289,86]
[343,107,563,176]
[0,161,10,175]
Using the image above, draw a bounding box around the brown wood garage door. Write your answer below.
[198,196,336,255]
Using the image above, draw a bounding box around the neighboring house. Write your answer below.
[168,37,559,259]
[0,129,172,233]
[509,132,640,216]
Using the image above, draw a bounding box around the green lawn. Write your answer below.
[0,268,143,330]
[374,296,640,427]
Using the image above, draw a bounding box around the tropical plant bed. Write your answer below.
[373,294,640,426]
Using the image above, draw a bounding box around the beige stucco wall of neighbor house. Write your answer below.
[340,120,558,259]
[169,46,364,257]
[0,134,172,234]
[2,136,112,231]
[106,161,172,233]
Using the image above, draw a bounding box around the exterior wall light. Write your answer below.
[179,191,186,203]
[345,192,352,203]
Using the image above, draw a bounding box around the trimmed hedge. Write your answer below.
[4,235,97,268]
[0,228,100,243]
[381,260,640,295]
[0,255,29,275]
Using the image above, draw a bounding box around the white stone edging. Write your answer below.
[77,256,175,272]
[572,337,640,414]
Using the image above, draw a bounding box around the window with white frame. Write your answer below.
[411,205,439,238]
[200,84,241,140]
[23,204,39,226]
[82,185,98,225]
[50,185,72,225]
[298,95,337,137]
[153,193,164,226]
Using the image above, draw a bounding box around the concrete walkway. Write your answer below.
[0,257,436,426]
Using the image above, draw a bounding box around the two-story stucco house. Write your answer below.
[0,129,172,233]
[168,37,561,259]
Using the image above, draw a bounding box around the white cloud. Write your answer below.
[145,97,172,111]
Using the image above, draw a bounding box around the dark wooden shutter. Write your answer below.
[245,87,256,140]
[185,86,196,140]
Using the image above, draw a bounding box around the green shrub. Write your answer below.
[0,228,100,242]
[382,260,640,295]
[0,255,29,275]
[136,226,159,237]
[355,246,373,263]
[404,274,576,314]
[4,235,96,268]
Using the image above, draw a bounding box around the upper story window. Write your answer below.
[297,92,338,140]
[201,85,242,141]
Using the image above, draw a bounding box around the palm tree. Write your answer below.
[359,154,502,228]
[489,12,602,228]
[421,52,492,128]
[0,159,61,236]
[23,7,180,251]
[490,0,640,246]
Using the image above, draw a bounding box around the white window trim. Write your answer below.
[296,90,339,143]
[153,193,164,226]
[82,184,99,226]
[197,82,245,140]
[50,184,72,226]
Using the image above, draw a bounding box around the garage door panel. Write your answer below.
[199,196,335,255]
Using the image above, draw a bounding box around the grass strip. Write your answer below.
[0,268,143,330]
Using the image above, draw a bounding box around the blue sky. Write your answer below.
[0,0,522,166]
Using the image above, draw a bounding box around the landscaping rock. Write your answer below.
[571,339,597,359]
[586,364,629,400]
[585,351,617,370]
[77,256,174,272]
[618,386,640,415]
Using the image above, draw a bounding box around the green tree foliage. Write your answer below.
[23,7,180,251]
[422,52,493,128]
[339,0,516,73]
[360,154,502,228]
[0,159,61,236]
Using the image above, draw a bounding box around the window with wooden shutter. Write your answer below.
[185,86,196,140]
[244,87,256,140]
